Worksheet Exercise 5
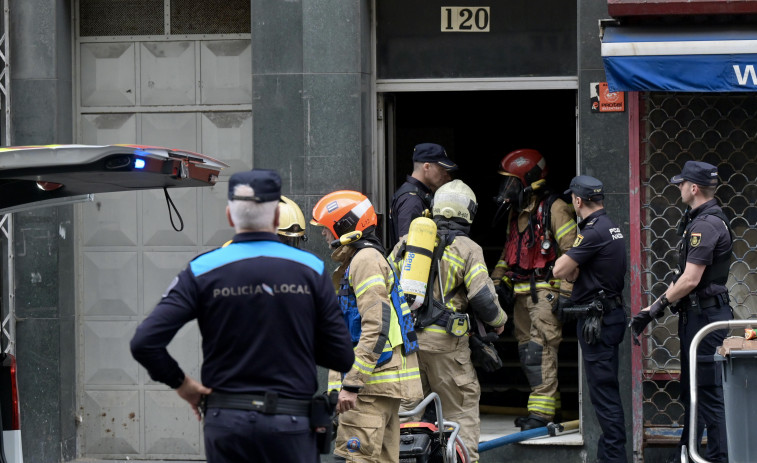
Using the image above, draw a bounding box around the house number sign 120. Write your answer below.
[441,7,490,32]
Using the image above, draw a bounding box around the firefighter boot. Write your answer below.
[519,414,549,431]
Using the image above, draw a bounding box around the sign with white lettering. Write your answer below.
[441,7,490,32]
[601,25,757,92]
[590,82,625,113]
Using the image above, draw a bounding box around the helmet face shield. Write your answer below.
[278,234,306,248]
[494,175,523,209]
[492,175,523,226]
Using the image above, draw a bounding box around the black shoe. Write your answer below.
[514,415,528,427]
[519,414,549,431]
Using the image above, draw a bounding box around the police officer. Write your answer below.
[553,175,628,463]
[130,169,354,463]
[630,161,731,463]
[311,190,423,463]
[390,180,507,462]
[490,149,577,429]
[388,143,457,248]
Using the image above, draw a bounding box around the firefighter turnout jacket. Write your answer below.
[327,245,423,400]
[491,194,577,295]
[391,234,508,349]
[390,231,506,462]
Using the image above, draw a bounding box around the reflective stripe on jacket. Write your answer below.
[492,196,577,296]
[327,245,422,400]
[391,234,507,352]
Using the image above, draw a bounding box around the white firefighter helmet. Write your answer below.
[432,179,478,224]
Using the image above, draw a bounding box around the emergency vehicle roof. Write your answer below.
[0,144,228,212]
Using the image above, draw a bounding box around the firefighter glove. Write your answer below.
[495,281,515,311]
[470,334,504,372]
[629,311,653,346]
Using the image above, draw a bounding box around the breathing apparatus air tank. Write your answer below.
[400,217,437,310]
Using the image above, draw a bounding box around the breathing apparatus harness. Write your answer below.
[502,191,561,303]
[337,228,418,367]
[393,219,469,334]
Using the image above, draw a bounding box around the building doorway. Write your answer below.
[383,89,581,428]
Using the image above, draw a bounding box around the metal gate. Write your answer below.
[75,0,250,458]
[633,92,757,445]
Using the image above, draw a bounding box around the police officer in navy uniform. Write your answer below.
[554,175,628,463]
[388,143,457,248]
[130,168,354,463]
[630,161,731,463]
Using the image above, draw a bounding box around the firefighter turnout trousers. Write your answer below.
[513,287,562,420]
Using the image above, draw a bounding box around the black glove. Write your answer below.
[582,315,602,345]
[552,295,573,323]
[470,334,504,372]
[629,311,653,346]
[495,282,515,311]
[648,294,670,319]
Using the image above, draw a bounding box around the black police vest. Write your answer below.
[678,207,732,289]
[388,182,433,247]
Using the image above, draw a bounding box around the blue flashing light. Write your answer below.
[134,158,146,169]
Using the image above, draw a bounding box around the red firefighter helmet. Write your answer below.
[310,190,378,239]
[498,149,548,188]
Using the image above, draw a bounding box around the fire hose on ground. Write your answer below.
[478,420,580,453]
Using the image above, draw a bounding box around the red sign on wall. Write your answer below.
[590,82,625,113]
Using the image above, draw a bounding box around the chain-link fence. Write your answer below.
[638,92,757,433]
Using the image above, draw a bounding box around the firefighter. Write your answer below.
[277,195,308,248]
[130,169,354,463]
[311,190,423,463]
[388,143,457,248]
[630,161,731,463]
[390,180,507,462]
[490,149,578,430]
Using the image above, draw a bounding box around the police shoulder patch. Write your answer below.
[573,234,583,247]
[690,232,702,247]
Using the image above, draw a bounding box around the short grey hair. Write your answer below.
[228,184,277,231]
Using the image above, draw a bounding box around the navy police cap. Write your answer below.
[228,168,282,202]
[670,160,719,187]
[412,143,458,171]
[565,175,604,201]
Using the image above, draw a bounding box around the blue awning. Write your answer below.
[601,26,757,92]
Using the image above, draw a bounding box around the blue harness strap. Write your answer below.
[388,264,419,355]
[338,264,418,367]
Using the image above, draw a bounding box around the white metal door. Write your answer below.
[75,3,251,458]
